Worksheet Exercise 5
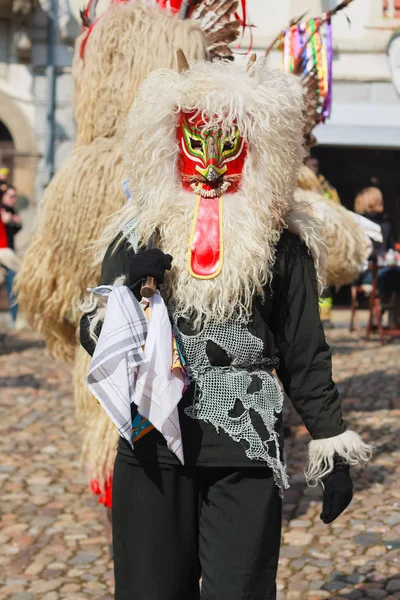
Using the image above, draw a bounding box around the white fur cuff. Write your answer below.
[305,430,373,487]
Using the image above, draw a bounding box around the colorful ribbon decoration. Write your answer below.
[281,16,333,123]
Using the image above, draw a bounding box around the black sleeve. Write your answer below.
[384,221,395,252]
[79,233,135,356]
[98,233,135,286]
[79,318,99,357]
[271,232,346,440]
[7,221,22,234]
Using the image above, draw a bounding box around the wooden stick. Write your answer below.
[140,234,157,299]
[265,13,306,57]
[328,0,354,18]
[140,276,157,299]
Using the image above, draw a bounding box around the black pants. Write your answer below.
[112,453,282,600]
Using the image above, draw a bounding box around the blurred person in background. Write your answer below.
[354,187,394,254]
[0,166,10,196]
[354,186,398,304]
[1,186,22,250]
[0,186,22,321]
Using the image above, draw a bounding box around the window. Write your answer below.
[0,121,15,184]
[0,18,11,75]
[383,0,400,18]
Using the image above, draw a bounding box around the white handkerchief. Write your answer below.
[133,293,184,462]
[86,285,184,463]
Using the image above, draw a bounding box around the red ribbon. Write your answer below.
[234,0,254,54]
[90,478,113,508]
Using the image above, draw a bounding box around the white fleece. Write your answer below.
[305,429,374,487]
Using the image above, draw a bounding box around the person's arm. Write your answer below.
[80,234,134,356]
[271,233,372,484]
[79,233,172,356]
[9,215,22,234]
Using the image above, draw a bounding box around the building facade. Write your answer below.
[242,0,400,147]
[0,0,79,208]
[241,0,400,228]
[0,0,399,221]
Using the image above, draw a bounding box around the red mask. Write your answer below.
[176,111,247,280]
[177,111,246,197]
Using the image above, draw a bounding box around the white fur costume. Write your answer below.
[88,57,372,484]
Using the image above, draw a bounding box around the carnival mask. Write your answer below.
[177,111,246,197]
[177,111,247,279]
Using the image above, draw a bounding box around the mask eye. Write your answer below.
[190,138,203,151]
[222,140,235,152]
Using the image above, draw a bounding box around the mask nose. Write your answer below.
[206,166,221,182]
[196,163,227,181]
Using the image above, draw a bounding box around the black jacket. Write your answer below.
[80,230,344,467]
[363,212,394,256]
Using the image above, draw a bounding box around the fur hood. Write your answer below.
[98,58,326,325]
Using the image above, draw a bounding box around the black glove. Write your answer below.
[320,462,353,524]
[127,249,173,290]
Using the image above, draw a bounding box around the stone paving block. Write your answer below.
[366,591,390,599]
[0,310,399,598]
[323,580,348,592]
[386,578,400,592]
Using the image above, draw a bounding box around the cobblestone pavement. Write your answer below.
[0,310,399,600]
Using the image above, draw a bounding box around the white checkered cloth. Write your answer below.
[86,285,184,464]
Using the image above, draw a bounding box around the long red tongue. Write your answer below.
[188,195,223,279]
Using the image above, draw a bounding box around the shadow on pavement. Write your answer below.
[283,424,398,520]
[0,332,45,356]
[326,571,400,598]
[337,370,398,413]
[0,373,51,389]
[282,364,399,521]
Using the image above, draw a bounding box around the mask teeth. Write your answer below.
[190,182,202,194]
[190,180,232,198]
[198,187,221,198]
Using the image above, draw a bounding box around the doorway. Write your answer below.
[314,146,400,305]
[314,146,399,238]
[0,120,15,182]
